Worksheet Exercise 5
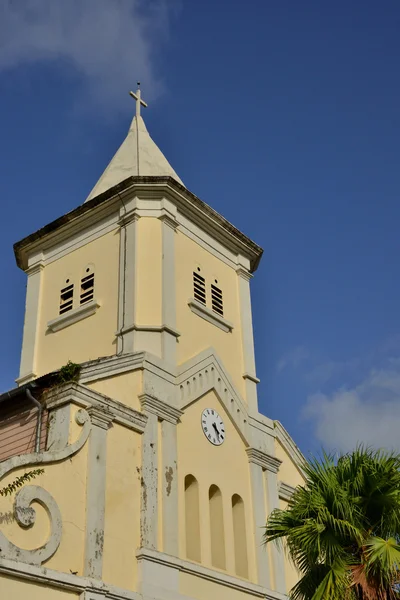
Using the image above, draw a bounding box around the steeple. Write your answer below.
[85,84,183,202]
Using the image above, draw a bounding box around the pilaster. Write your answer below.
[140,393,182,554]
[83,407,114,579]
[265,469,287,594]
[47,404,71,451]
[17,260,44,384]
[237,263,259,414]
[116,203,139,354]
[246,450,271,588]
[160,208,178,366]
[246,447,286,594]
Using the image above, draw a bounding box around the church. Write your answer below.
[0,87,305,600]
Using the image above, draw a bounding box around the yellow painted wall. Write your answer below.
[177,390,257,582]
[136,218,162,325]
[87,371,143,412]
[0,576,78,599]
[103,423,142,590]
[175,232,245,398]
[35,229,120,377]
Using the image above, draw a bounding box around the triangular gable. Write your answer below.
[177,348,250,445]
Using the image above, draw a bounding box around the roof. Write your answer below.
[14,176,264,272]
[86,113,183,202]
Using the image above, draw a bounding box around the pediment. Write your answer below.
[177,348,250,445]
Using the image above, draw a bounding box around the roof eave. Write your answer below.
[14,177,263,272]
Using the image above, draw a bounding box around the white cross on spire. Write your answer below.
[129,82,148,118]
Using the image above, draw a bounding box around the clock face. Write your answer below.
[201,408,225,446]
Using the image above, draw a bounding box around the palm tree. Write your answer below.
[264,448,400,600]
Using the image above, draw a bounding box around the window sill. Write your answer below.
[47,300,100,333]
[188,298,233,333]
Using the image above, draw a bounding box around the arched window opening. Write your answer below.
[59,277,74,315]
[209,484,226,570]
[185,475,201,562]
[80,265,95,305]
[232,494,249,578]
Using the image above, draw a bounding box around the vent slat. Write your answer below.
[211,284,223,317]
[80,272,95,306]
[193,271,206,306]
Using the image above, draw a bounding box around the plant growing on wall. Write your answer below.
[58,360,81,384]
[0,469,44,497]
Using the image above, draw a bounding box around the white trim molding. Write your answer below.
[188,298,233,333]
[139,393,183,424]
[47,300,100,332]
[278,481,297,502]
[246,448,282,474]
[136,547,287,600]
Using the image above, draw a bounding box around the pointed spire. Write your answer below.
[85,85,183,202]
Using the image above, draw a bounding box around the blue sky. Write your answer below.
[1,0,400,455]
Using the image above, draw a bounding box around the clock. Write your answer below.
[201,408,225,446]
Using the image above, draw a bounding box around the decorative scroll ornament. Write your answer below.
[0,408,90,565]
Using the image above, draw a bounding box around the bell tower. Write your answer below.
[0,88,306,600]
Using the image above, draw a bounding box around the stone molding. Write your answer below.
[26,262,45,276]
[15,179,260,274]
[177,348,249,443]
[243,372,260,384]
[87,406,114,430]
[278,481,297,502]
[47,300,100,333]
[236,266,253,281]
[136,547,287,600]
[116,323,181,338]
[15,371,37,386]
[0,556,141,599]
[139,393,183,424]
[188,298,234,333]
[246,448,282,473]
[79,352,176,386]
[158,211,179,230]
[44,382,147,434]
[274,420,305,474]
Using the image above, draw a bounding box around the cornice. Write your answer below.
[87,406,114,430]
[136,547,280,599]
[116,323,181,338]
[243,372,260,384]
[246,448,282,473]
[0,556,141,599]
[139,393,183,424]
[274,420,306,475]
[14,176,263,273]
[44,382,147,433]
[236,266,253,281]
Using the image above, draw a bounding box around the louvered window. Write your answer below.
[211,284,223,316]
[193,271,206,305]
[80,272,95,305]
[59,281,74,315]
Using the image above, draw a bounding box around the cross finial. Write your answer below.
[129,82,148,118]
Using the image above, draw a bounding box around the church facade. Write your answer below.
[0,88,305,600]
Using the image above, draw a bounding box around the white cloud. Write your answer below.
[277,345,310,373]
[303,366,400,452]
[0,0,179,109]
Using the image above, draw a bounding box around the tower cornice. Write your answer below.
[14,177,263,273]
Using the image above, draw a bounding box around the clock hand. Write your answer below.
[212,422,220,438]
